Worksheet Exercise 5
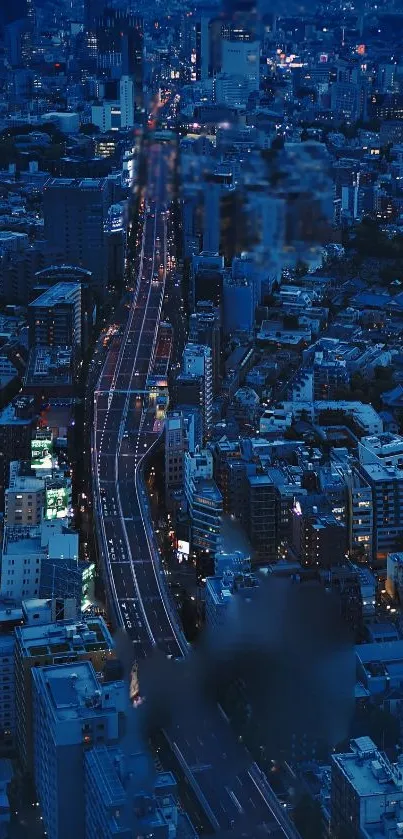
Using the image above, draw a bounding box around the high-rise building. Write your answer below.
[247,474,276,565]
[32,661,126,839]
[119,74,135,127]
[189,302,221,393]
[358,462,403,563]
[96,9,143,109]
[185,450,223,556]
[202,171,235,254]
[165,412,186,495]
[191,252,225,311]
[43,178,111,301]
[16,617,115,774]
[223,271,255,337]
[182,344,213,438]
[221,38,260,85]
[28,283,82,352]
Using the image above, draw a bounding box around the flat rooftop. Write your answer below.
[29,282,80,308]
[32,661,124,727]
[7,474,44,493]
[25,347,73,388]
[360,462,403,482]
[3,525,43,555]
[333,738,402,798]
[15,616,113,658]
[45,177,106,189]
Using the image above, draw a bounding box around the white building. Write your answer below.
[221,40,260,88]
[359,433,403,468]
[282,400,384,436]
[0,525,44,601]
[32,661,127,839]
[331,737,403,839]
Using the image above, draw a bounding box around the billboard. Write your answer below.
[177,539,190,563]
[45,486,69,520]
[31,437,53,470]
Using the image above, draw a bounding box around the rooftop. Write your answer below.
[360,462,403,482]
[45,177,106,190]
[333,737,403,798]
[32,660,123,723]
[29,282,81,308]
[3,524,43,555]
[15,616,113,658]
[25,347,73,389]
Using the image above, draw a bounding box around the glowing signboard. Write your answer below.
[45,486,69,520]
[31,437,53,470]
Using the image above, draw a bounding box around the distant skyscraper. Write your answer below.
[43,178,111,301]
[96,9,144,109]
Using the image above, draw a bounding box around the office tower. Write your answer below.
[191,252,225,311]
[32,661,126,839]
[0,238,47,306]
[33,264,95,352]
[202,171,235,254]
[212,438,247,520]
[28,283,82,352]
[215,37,260,107]
[183,344,213,438]
[223,272,255,337]
[0,0,27,25]
[189,302,221,393]
[96,9,143,109]
[221,38,260,86]
[247,474,276,565]
[165,413,186,494]
[0,397,35,513]
[331,738,403,839]
[119,75,135,127]
[84,0,103,29]
[185,450,223,555]
[16,618,115,775]
[222,0,259,39]
[43,178,111,301]
[195,7,214,81]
